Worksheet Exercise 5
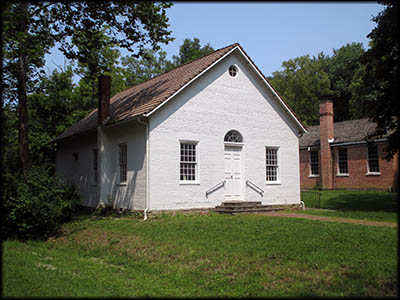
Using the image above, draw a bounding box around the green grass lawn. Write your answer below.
[300,189,398,222]
[2,212,398,298]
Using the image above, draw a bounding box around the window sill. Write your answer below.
[266,181,281,185]
[308,175,320,178]
[366,172,381,176]
[179,181,200,185]
[336,174,349,177]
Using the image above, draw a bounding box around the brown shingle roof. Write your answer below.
[299,118,383,148]
[54,43,239,142]
[54,42,306,142]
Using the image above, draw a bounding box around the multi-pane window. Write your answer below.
[368,145,380,173]
[119,144,127,183]
[266,147,279,182]
[93,149,98,184]
[180,142,197,181]
[337,148,348,174]
[310,151,319,176]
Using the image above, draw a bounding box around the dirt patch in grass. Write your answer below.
[256,212,397,227]
[71,228,163,261]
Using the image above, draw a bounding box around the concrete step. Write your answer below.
[216,204,262,210]
[221,200,261,206]
[215,207,285,214]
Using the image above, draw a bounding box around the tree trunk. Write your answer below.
[17,2,30,171]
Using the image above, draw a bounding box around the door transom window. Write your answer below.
[224,130,243,143]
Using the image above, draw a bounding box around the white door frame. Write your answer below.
[224,142,244,200]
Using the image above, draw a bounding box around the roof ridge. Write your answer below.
[111,42,240,103]
[307,118,372,129]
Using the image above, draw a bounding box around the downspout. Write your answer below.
[138,117,149,220]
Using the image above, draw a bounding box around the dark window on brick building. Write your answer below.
[367,145,379,173]
[338,148,348,174]
[310,151,319,176]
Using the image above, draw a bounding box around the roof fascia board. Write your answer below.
[235,47,307,134]
[52,128,97,144]
[143,46,239,118]
[299,138,388,149]
[330,138,388,147]
[102,115,142,129]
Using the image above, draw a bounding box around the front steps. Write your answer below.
[215,201,301,214]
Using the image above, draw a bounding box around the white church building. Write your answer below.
[54,43,307,213]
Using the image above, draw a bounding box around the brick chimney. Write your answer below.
[319,100,334,189]
[98,75,111,126]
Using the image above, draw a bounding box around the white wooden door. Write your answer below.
[224,146,243,200]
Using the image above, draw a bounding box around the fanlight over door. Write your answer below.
[224,130,243,143]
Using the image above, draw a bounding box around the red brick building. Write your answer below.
[299,100,398,191]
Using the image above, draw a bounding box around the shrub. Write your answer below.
[2,165,81,240]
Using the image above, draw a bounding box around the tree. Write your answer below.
[2,1,174,171]
[362,1,399,158]
[121,38,215,87]
[56,2,173,63]
[72,30,127,109]
[268,43,373,125]
[323,43,366,122]
[121,48,170,87]
[2,2,57,171]
[169,38,214,68]
[268,55,332,126]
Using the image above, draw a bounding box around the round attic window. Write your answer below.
[228,65,238,77]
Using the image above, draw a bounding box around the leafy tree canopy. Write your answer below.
[362,0,399,158]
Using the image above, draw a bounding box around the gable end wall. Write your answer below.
[148,51,301,210]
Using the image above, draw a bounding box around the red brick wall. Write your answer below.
[300,143,398,191]
[98,75,111,125]
[319,101,334,189]
[299,149,321,189]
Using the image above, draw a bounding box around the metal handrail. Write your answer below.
[206,180,225,196]
[246,180,264,195]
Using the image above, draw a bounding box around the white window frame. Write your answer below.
[265,146,281,185]
[118,143,128,184]
[366,144,380,175]
[337,148,349,176]
[309,150,319,177]
[179,140,199,184]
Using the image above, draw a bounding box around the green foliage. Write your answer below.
[55,2,174,60]
[2,165,81,240]
[122,48,171,87]
[362,1,399,158]
[269,43,372,126]
[1,2,57,102]
[269,55,331,126]
[170,37,214,67]
[323,43,366,122]
[121,37,215,88]
[72,29,128,109]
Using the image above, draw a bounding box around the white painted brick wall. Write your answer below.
[148,51,301,210]
[99,120,147,210]
[56,133,98,207]
[56,120,147,210]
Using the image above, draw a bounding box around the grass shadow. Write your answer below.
[323,192,398,213]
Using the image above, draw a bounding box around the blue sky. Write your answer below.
[45,2,383,78]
